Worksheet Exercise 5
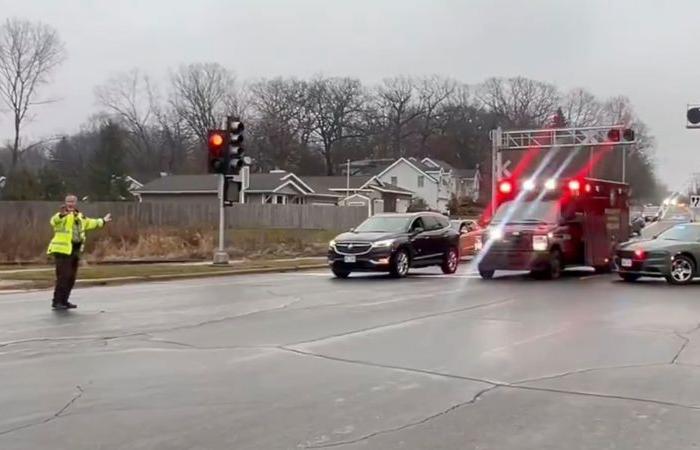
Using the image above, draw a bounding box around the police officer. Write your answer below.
[47,195,112,309]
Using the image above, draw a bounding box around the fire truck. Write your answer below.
[474,177,630,279]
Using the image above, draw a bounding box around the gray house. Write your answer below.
[134,171,413,214]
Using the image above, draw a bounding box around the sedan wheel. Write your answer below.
[666,255,695,285]
[390,250,410,278]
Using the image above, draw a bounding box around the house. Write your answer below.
[133,171,413,216]
[344,157,481,210]
[135,172,338,205]
[304,175,413,215]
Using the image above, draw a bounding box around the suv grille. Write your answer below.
[335,242,372,254]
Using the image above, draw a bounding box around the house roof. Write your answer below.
[422,157,456,172]
[136,173,312,195]
[302,176,373,193]
[135,174,218,193]
[376,158,438,183]
[369,183,414,196]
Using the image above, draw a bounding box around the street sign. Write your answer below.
[690,195,700,208]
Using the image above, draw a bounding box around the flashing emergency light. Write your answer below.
[568,179,581,191]
[498,181,513,194]
[584,183,592,193]
[634,249,645,259]
[523,179,535,191]
[544,178,556,190]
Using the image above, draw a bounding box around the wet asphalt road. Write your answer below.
[2,265,700,450]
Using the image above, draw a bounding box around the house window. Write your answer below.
[275,195,285,204]
[390,176,398,186]
[417,176,424,188]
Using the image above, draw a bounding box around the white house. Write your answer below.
[373,158,450,212]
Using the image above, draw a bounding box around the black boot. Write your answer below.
[64,302,77,309]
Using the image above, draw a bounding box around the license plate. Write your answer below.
[621,258,632,268]
[344,255,356,263]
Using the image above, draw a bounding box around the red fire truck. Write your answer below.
[475,177,630,279]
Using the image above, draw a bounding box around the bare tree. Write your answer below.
[169,63,237,143]
[308,76,366,174]
[561,88,604,127]
[0,18,66,168]
[477,77,559,128]
[248,77,312,171]
[95,69,159,168]
[374,76,423,158]
[415,76,458,155]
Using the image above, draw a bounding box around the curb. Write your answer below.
[0,263,329,293]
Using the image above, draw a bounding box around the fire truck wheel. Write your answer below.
[546,249,563,280]
[594,263,612,274]
[479,269,495,279]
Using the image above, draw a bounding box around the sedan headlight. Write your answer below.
[328,239,336,249]
[372,239,395,248]
[532,235,548,251]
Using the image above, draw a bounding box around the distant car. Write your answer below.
[616,223,700,285]
[640,205,695,239]
[642,205,660,222]
[450,219,481,258]
[328,212,460,278]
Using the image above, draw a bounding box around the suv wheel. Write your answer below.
[390,249,410,278]
[666,255,695,285]
[332,267,351,279]
[441,247,459,274]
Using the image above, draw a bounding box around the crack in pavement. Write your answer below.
[672,331,690,364]
[301,385,499,449]
[278,346,502,386]
[0,384,85,437]
[512,362,669,385]
[287,297,514,347]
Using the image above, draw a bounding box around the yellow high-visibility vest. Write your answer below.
[47,212,105,255]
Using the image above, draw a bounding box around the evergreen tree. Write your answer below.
[88,121,130,200]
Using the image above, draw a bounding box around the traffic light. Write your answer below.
[607,128,635,143]
[226,117,250,175]
[207,130,227,173]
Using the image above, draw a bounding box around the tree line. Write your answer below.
[0,18,662,201]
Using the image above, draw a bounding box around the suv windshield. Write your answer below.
[492,200,560,225]
[658,224,700,241]
[354,216,411,233]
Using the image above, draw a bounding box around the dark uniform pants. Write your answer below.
[52,244,81,305]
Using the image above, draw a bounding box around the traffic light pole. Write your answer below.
[212,174,229,265]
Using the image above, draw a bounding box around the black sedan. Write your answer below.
[615,223,700,285]
[328,212,460,278]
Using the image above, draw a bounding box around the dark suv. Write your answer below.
[328,212,461,278]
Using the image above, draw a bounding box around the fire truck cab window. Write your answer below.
[492,200,560,225]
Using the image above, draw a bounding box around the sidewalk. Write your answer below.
[0,257,328,292]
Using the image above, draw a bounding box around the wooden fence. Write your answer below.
[0,201,368,231]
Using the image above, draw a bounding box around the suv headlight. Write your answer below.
[329,240,336,250]
[372,239,395,248]
[532,235,548,251]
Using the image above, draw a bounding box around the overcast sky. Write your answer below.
[1,0,699,188]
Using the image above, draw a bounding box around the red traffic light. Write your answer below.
[208,131,225,150]
[607,129,621,142]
